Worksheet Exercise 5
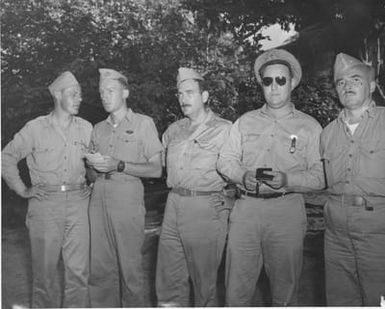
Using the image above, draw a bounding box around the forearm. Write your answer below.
[123,161,162,178]
[2,154,27,196]
[217,158,247,185]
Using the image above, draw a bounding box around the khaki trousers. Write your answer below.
[225,193,307,306]
[88,178,145,307]
[324,197,385,306]
[27,189,90,308]
[156,192,229,307]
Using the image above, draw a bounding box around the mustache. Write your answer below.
[343,90,356,95]
[180,104,192,107]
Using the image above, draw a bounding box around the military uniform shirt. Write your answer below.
[163,110,231,191]
[218,103,324,192]
[2,112,92,193]
[90,108,163,179]
[320,101,385,197]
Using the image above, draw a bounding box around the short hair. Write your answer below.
[196,79,208,93]
[117,77,129,89]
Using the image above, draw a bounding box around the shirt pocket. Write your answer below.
[192,137,220,169]
[115,134,141,161]
[360,138,385,177]
[278,135,307,168]
[32,145,56,171]
[73,139,88,158]
[242,133,261,156]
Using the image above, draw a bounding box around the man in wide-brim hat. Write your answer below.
[218,48,324,306]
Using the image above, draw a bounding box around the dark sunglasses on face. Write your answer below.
[262,76,287,87]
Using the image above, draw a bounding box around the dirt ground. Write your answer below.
[2,190,327,308]
[2,211,162,309]
[2,222,326,308]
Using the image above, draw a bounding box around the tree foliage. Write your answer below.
[1,0,384,148]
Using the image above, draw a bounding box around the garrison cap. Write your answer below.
[334,53,375,82]
[254,48,302,88]
[48,71,79,95]
[99,68,128,84]
[176,67,204,88]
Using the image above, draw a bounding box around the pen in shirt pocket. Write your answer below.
[289,134,297,153]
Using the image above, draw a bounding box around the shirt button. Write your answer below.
[64,169,67,172]
[267,149,270,152]
[350,140,354,143]
[346,181,350,184]
[270,134,274,137]
[64,156,67,159]
[109,144,113,147]
[348,154,353,157]
[347,168,351,171]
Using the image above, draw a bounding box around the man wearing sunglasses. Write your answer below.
[320,53,385,306]
[156,68,232,306]
[218,49,324,306]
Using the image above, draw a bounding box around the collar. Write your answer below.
[179,108,215,129]
[106,108,133,126]
[338,100,377,123]
[43,111,78,128]
[259,102,296,118]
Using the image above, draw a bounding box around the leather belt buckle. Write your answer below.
[60,185,67,192]
[105,173,112,180]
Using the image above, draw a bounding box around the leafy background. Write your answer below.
[2,0,384,141]
[1,0,385,225]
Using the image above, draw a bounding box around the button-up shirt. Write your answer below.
[320,101,385,197]
[90,109,163,180]
[163,110,231,191]
[217,103,324,192]
[2,112,92,192]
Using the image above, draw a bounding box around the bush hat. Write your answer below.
[48,71,79,95]
[176,67,204,88]
[254,48,302,88]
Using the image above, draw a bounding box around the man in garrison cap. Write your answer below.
[86,68,163,307]
[2,71,92,307]
[217,49,324,306]
[155,67,232,306]
[320,53,385,306]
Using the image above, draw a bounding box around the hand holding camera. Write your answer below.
[256,168,287,189]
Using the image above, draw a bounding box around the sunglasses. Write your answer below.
[262,76,287,87]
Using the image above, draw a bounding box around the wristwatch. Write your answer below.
[117,160,125,172]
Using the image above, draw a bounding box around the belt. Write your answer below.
[42,183,87,192]
[97,172,114,180]
[96,172,140,182]
[240,189,295,199]
[171,187,221,197]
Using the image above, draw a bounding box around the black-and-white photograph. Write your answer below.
[2,0,385,307]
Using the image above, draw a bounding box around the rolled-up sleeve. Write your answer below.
[141,118,163,161]
[217,119,248,184]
